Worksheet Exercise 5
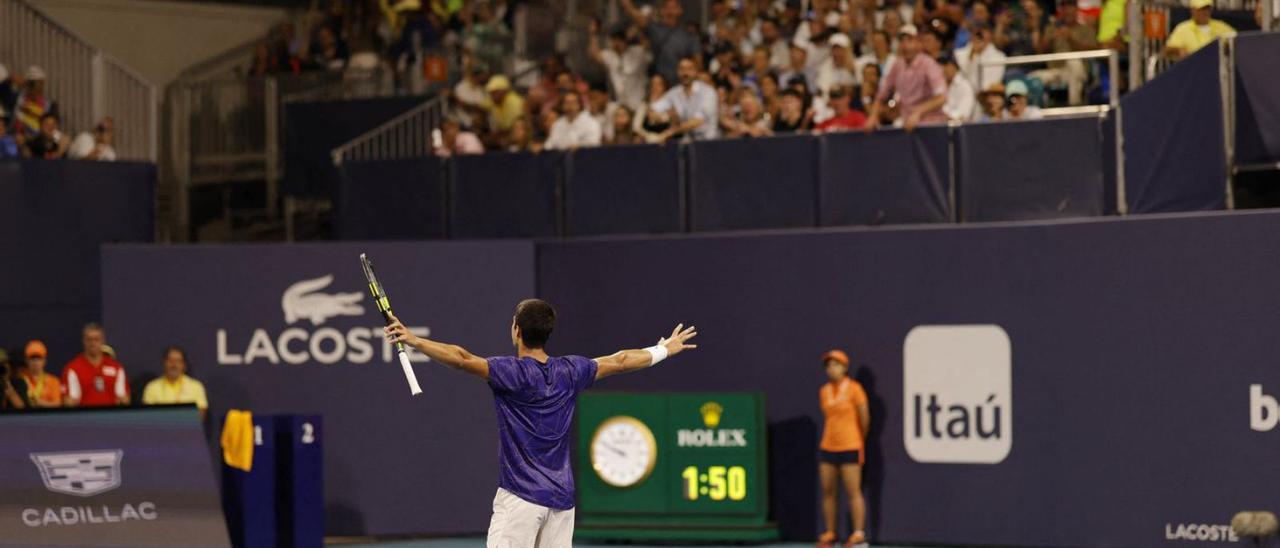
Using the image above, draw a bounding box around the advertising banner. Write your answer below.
[102,241,535,536]
[0,407,230,547]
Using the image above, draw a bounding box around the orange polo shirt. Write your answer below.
[820,377,868,453]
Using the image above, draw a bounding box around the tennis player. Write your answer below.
[383,298,697,547]
[817,349,870,548]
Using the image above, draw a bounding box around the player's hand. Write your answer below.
[658,324,698,357]
[384,313,420,346]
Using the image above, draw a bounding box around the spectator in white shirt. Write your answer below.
[760,17,792,70]
[941,56,976,122]
[816,33,860,98]
[587,19,652,111]
[544,91,603,150]
[68,117,116,161]
[586,84,619,141]
[955,24,1007,90]
[452,62,491,128]
[651,57,720,141]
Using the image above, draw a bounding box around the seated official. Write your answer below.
[142,347,208,420]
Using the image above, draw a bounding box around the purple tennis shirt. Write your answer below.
[487,355,598,510]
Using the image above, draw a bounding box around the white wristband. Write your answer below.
[645,344,669,366]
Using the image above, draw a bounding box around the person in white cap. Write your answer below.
[14,66,57,139]
[816,33,860,99]
[1165,0,1235,60]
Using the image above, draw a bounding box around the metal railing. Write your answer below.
[0,0,157,160]
[330,96,446,166]
[1130,0,1274,87]
[169,68,397,234]
[978,49,1122,115]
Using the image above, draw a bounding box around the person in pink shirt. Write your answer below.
[864,24,950,131]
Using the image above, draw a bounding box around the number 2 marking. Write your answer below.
[302,422,315,444]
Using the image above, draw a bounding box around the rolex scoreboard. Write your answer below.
[575,392,778,541]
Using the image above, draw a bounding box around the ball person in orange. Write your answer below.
[817,349,870,548]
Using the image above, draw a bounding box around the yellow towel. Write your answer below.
[220,409,255,472]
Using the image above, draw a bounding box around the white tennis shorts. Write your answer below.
[486,487,575,548]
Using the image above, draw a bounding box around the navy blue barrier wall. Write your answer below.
[539,210,1280,546]
[818,127,951,226]
[959,116,1106,221]
[564,144,684,236]
[0,161,154,363]
[450,151,562,238]
[102,242,534,536]
[1122,42,1226,212]
[1234,32,1280,167]
[689,135,818,231]
[335,158,447,239]
[102,210,1280,544]
[284,96,426,197]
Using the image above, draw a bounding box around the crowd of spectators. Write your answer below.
[236,0,1243,157]
[0,323,208,419]
[424,0,1237,156]
[0,63,119,161]
[242,0,517,94]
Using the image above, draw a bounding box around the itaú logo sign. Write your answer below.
[903,325,1013,464]
[216,274,430,365]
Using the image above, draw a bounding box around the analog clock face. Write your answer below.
[590,416,658,488]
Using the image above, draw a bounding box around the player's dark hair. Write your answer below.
[514,299,556,349]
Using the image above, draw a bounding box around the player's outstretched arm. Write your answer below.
[384,313,489,379]
[595,324,697,380]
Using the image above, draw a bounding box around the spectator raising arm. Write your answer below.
[619,0,650,26]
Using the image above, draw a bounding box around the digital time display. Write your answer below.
[680,465,747,501]
[577,392,777,541]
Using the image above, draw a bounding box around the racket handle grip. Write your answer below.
[398,350,423,396]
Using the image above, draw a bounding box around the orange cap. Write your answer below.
[25,340,48,359]
[822,349,849,366]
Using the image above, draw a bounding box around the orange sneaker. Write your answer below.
[816,531,837,548]
[846,530,869,548]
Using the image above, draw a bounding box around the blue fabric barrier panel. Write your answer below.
[564,144,683,236]
[1121,42,1225,212]
[336,157,446,239]
[818,127,951,226]
[450,151,561,238]
[0,160,154,363]
[1234,32,1280,166]
[688,135,818,231]
[537,210,1280,545]
[958,116,1105,222]
[283,96,426,197]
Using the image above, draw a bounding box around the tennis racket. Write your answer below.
[360,253,424,396]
